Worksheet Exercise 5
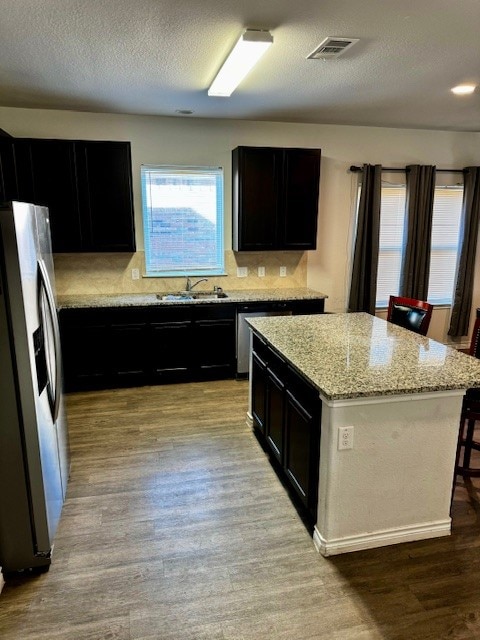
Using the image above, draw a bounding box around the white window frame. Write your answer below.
[141,165,225,277]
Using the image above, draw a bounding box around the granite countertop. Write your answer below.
[247,312,480,401]
[57,288,328,309]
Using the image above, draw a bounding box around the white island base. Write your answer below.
[313,389,464,556]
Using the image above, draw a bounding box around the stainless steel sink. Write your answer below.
[158,290,228,301]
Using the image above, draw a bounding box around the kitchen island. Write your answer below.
[247,312,480,556]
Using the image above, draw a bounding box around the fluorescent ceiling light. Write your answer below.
[208,29,273,97]
[451,84,477,95]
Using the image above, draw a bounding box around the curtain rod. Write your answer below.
[349,165,466,174]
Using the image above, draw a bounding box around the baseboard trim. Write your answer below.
[313,519,451,556]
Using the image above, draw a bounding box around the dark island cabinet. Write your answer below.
[232,146,321,251]
[0,137,135,253]
[59,304,237,391]
[284,366,321,515]
[251,351,268,434]
[266,367,285,463]
[251,333,321,525]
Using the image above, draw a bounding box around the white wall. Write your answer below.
[1,106,479,344]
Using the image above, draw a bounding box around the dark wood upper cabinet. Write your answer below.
[0,138,18,203]
[0,137,135,253]
[232,146,321,251]
[75,141,135,252]
[29,139,82,252]
[282,148,321,249]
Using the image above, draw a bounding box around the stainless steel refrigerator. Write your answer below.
[0,201,69,574]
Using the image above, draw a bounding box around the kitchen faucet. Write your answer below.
[185,276,208,292]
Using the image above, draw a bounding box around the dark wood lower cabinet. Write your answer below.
[150,319,192,382]
[251,333,321,528]
[284,387,320,514]
[59,310,109,390]
[59,299,324,392]
[193,305,236,379]
[251,352,267,434]
[266,367,285,463]
[59,304,237,391]
[110,323,147,386]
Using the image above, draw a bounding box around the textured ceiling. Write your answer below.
[0,0,479,131]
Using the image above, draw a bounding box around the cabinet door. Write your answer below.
[150,321,192,382]
[290,299,325,315]
[59,312,110,391]
[75,141,135,251]
[194,318,236,379]
[281,149,321,250]
[29,140,82,252]
[251,351,267,434]
[232,146,281,251]
[0,139,36,204]
[192,304,236,379]
[266,367,285,462]
[284,390,317,512]
[0,138,18,202]
[110,323,147,386]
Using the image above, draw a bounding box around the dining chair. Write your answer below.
[455,318,480,478]
[387,295,433,336]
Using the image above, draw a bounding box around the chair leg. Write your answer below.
[455,413,480,478]
[463,419,476,469]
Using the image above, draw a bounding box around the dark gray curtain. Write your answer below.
[348,164,382,314]
[448,167,480,337]
[400,165,436,300]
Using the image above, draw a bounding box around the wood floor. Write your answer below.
[1,379,480,639]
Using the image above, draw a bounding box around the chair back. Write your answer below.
[387,295,433,336]
[469,318,480,358]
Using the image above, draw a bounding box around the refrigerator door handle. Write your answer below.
[37,259,62,423]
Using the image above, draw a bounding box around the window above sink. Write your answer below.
[141,164,225,278]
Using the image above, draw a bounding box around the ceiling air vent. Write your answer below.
[307,37,359,60]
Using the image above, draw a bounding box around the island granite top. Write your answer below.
[57,288,327,309]
[248,312,480,401]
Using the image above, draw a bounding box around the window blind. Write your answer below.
[427,187,463,304]
[141,165,224,276]
[374,183,463,307]
[376,186,406,307]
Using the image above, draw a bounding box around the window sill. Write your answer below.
[142,272,228,278]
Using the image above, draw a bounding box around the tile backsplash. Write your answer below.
[53,251,307,296]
